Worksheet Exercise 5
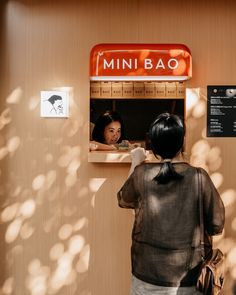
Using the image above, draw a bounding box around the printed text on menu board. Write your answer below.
[207,85,236,137]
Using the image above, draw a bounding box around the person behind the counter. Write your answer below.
[90,110,125,151]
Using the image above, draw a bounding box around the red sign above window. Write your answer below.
[90,44,192,81]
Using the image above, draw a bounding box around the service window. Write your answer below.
[89,44,192,163]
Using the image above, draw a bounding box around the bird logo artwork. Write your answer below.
[46,95,64,114]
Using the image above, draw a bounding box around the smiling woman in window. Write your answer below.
[90,110,125,151]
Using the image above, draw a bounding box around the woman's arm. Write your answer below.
[117,148,147,208]
[89,140,117,151]
[128,147,147,176]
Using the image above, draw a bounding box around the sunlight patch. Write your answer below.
[58,224,73,240]
[5,218,23,243]
[186,88,200,115]
[6,87,23,104]
[89,178,106,192]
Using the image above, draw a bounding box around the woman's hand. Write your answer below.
[131,147,147,166]
[128,147,147,176]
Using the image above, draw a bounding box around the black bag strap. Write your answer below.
[197,167,207,258]
[187,168,205,269]
[196,168,212,260]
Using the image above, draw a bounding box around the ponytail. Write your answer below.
[154,161,183,184]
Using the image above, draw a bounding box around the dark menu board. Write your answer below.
[207,85,236,137]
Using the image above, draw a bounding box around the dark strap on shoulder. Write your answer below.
[196,167,205,258]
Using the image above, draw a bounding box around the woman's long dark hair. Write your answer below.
[149,113,185,184]
[92,110,125,144]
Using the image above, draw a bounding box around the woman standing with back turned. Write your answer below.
[117,113,225,295]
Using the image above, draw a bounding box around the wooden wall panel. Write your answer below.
[0,0,236,294]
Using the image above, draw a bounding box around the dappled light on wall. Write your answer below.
[58,146,81,168]
[4,218,35,243]
[57,145,81,188]
[206,146,222,171]
[186,88,200,117]
[28,95,40,111]
[7,136,21,155]
[0,74,233,295]
[0,146,8,160]
[89,178,106,193]
[0,108,11,130]
[50,243,65,261]
[89,178,106,208]
[1,199,36,243]
[1,203,19,223]
[1,277,14,295]
[19,199,36,219]
[190,139,223,174]
[0,82,93,295]
[0,135,21,160]
[5,218,23,243]
[186,88,206,118]
[20,222,34,240]
[32,174,47,191]
[221,189,236,219]
[210,172,223,190]
[6,87,23,104]
[89,178,107,209]
[26,259,50,295]
[226,246,236,280]
[34,236,89,294]
[73,217,88,232]
[76,244,90,273]
[32,171,57,191]
[57,87,82,138]
[35,219,90,293]
[186,87,236,293]
[68,235,85,255]
[58,224,73,240]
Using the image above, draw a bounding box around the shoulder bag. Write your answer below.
[196,168,225,295]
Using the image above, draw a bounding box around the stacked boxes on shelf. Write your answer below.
[90,81,185,98]
[134,82,145,97]
[111,82,123,98]
[144,82,155,97]
[123,82,133,97]
[100,82,112,97]
[155,82,166,97]
[90,81,100,98]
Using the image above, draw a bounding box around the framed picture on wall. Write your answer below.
[40,90,69,118]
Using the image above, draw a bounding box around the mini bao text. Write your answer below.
[103,58,179,71]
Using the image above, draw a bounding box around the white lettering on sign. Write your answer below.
[104,58,138,70]
[168,58,178,69]
[155,59,165,69]
[104,59,114,69]
[103,58,179,71]
[144,59,153,69]
[123,59,135,69]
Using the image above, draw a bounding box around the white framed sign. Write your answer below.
[40,91,69,118]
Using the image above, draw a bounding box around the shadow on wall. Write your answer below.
[0,87,236,295]
[186,88,236,295]
[0,86,96,295]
